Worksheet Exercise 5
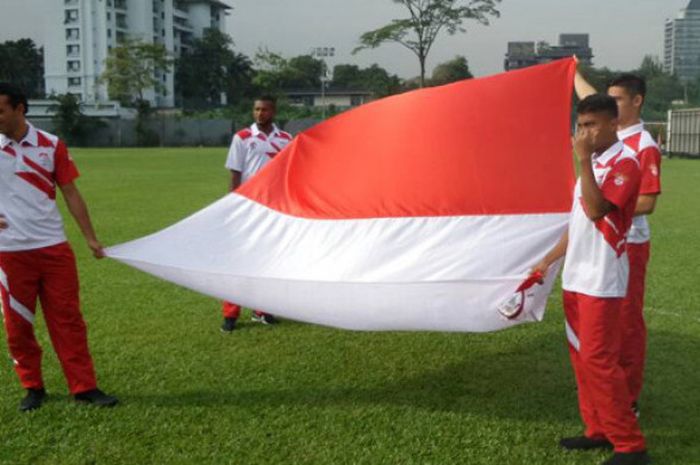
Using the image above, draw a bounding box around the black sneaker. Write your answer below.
[221,317,237,333]
[560,436,613,450]
[19,388,46,412]
[252,313,278,325]
[74,388,119,407]
[602,451,651,465]
[631,401,640,418]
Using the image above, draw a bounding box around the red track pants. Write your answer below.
[222,302,264,319]
[0,242,97,394]
[620,242,650,403]
[563,291,646,453]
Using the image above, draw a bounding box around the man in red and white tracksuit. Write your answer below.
[0,83,117,411]
[616,120,660,408]
[535,94,649,465]
[576,72,662,412]
[220,96,292,332]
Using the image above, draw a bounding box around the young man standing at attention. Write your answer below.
[220,96,292,332]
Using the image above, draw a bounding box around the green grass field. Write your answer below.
[0,148,698,465]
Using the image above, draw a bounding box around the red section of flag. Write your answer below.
[239,58,576,219]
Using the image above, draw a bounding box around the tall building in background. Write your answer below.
[45,0,231,107]
[664,0,700,82]
[504,34,593,71]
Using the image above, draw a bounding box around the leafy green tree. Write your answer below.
[578,57,685,122]
[253,50,323,92]
[175,29,254,109]
[287,55,324,88]
[0,39,44,98]
[49,93,102,146]
[332,64,402,97]
[638,55,664,80]
[353,0,500,87]
[251,49,287,92]
[645,73,684,121]
[100,39,172,106]
[430,55,473,86]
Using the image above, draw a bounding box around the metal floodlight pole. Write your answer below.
[312,46,335,120]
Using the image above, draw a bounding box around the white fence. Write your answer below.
[667,108,700,158]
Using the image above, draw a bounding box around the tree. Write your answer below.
[353,0,500,87]
[430,55,473,86]
[252,50,323,92]
[332,64,402,97]
[100,39,172,106]
[577,57,686,122]
[0,39,44,98]
[644,73,684,121]
[227,52,255,103]
[175,29,254,109]
[638,55,664,80]
[49,94,102,146]
[287,55,325,88]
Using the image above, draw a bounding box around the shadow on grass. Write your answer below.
[128,328,579,425]
[125,327,699,442]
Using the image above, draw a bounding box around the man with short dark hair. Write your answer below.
[534,94,649,465]
[575,71,662,415]
[0,83,117,411]
[220,96,292,332]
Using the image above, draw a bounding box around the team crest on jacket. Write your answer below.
[614,174,626,186]
[650,164,659,176]
[38,152,51,167]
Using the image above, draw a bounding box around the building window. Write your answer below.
[67,60,81,72]
[107,12,111,20]
[64,9,79,24]
[68,77,82,87]
[66,44,80,57]
[66,28,80,40]
[116,13,127,28]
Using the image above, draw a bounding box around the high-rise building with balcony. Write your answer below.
[44,0,231,107]
[664,0,700,82]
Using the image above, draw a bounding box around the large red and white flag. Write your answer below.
[107,58,576,332]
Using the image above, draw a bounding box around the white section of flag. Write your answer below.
[106,194,565,332]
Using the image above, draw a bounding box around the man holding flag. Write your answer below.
[534,94,650,465]
[0,83,118,411]
[574,71,662,415]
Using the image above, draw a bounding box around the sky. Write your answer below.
[0,0,691,79]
